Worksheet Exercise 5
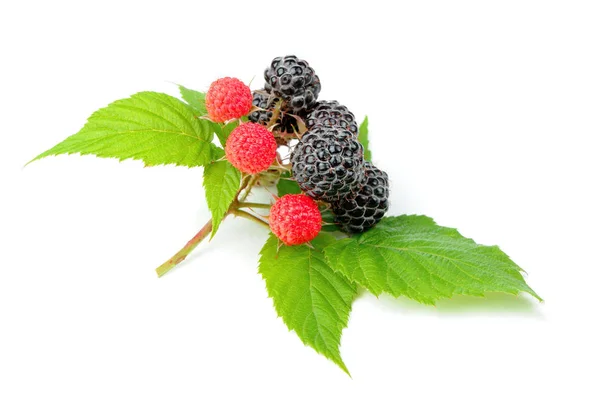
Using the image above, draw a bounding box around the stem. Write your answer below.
[232,209,270,228]
[239,175,259,202]
[155,172,268,278]
[155,219,213,278]
[238,201,272,209]
[236,174,251,197]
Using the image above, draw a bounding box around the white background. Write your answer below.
[1,1,599,398]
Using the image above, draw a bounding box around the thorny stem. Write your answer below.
[239,174,259,202]
[155,219,214,278]
[155,173,271,277]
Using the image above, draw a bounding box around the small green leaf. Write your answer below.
[212,121,237,147]
[358,116,371,162]
[259,234,356,375]
[324,215,541,305]
[179,85,207,116]
[203,160,241,237]
[29,92,216,167]
[276,172,302,196]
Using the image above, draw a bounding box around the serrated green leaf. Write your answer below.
[358,116,371,162]
[212,121,237,147]
[30,92,216,167]
[276,172,302,196]
[179,85,207,116]
[203,160,241,237]
[259,234,356,375]
[211,146,225,160]
[324,215,541,305]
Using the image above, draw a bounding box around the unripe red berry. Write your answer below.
[225,123,277,174]
[205,77,253,122]
[270,194,322,245]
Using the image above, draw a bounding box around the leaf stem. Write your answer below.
[155,219,213,278]
[238,201,272,209]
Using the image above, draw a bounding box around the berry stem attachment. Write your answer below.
[231,209,270,228]
[155,219,214,278]
[238,202,272,209]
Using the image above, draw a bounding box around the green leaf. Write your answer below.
[212,121,237,147]
[324,215,541,305]
[179,85,207,116]
[358,116,371,162]
[30,92,216,167]
[276,172,302,196]
[259,234,356,375]
[203,160,241,237]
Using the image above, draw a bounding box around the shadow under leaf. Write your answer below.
[357,287,544,318]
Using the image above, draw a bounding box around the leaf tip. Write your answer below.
[339,361,352,378]
[24,152,48,167]
[529,290,544,303]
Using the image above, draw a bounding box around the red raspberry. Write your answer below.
[269,194,322,246]
[225,123,277,174]
[205,77,253,122]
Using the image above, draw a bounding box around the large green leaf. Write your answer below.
[358,116,371,162]
[30,92,215,167]
[179,85,207,116]
[259,234,356,375]
[324,215,541,305]
[203,160,241,237]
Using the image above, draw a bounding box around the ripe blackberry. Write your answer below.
[248,91,299,133]
[264,55,321,114]
[306,101,359,136]
[332,162,390,234]
[291,126,364,202]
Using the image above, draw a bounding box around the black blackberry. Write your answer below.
[291,126,364,202]
[248,91,279,126]
[264,55,321,114]
[332,162,390,234]
[306,101,359,136]
[248,91,304,133]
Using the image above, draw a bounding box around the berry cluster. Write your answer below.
[206,55,390,244]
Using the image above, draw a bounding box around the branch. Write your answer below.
[155,219,213,278]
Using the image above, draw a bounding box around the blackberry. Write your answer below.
[264,55,321,114]
[306,101,359,136]
[332,162,390,234]
[248,91,302,133]
[248,91,279,126]
[291,126,364,202]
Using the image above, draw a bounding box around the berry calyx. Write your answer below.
[269,194,322,245]
[205,77,253,122]
[225,123,277,174]
[248,90,302,133]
